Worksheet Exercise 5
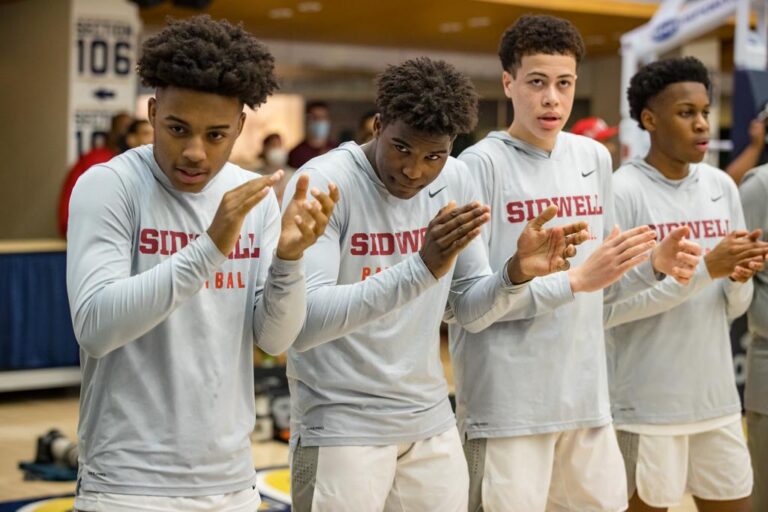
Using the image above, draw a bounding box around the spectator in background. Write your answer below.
[256,133,294,203]
[120,119,154,151]
[355,110,376,144]
[571,116,621,170]
[727,117,767,185]
[287,100,337,168]
[57,111,132,238]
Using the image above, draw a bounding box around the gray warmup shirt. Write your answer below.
[740,165,768,415]
[450,131,659,439]
[606,159,750,425]
[67,145,306,496]
[284,142,528,448]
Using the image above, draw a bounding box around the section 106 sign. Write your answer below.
[69,0,140,164]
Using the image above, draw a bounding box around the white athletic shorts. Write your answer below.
[74,486,260,512]
[464,424,628,512]
[290,426,468,512]
[616,418,753,508]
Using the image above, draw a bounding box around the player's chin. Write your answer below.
[687,148,707,163]
[388,185,421,200]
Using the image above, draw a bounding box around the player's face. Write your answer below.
[643,82,710,164]
[148,87,245,193]
[503,53,577,151]
[368,116,453,200]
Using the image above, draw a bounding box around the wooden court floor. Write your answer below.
[0,387,699,510]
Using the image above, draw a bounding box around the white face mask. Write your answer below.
[308,120,331,141]
[265,148,288,168]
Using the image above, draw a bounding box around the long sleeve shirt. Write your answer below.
[283,142,528,448]
[449,131,659,439]
[606,159,749,425]
[66,145,305,496]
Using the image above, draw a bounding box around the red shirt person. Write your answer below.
[287,101,337,168]
[58,113,132,237]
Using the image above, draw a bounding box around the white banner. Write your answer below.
[68,0,140,164]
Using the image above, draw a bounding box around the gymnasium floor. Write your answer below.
[0,340,701,510]
[0,391,702,511]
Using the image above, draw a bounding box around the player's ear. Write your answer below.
[502,71,515,100]
[148,97,157,126]
[372,114,383,139]
[236,111,246,136]
[641,108,656,132]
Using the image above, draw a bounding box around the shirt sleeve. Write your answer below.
[603,164,663,305]
[451,149,573,326]
[282,171,440,352]
[251,194,307,355]
[66,167,228,358]
[442,160,531,332]
[603,258,713,329]
[721,178,753,321]
[445,231,530,333]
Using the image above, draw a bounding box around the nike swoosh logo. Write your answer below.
[428,186,447,198]
[581,169,597,177]
[711,194,723,202]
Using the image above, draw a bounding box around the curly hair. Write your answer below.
[137,15,278,108]
[375,57,478,136]
[628,56,710,130]
[498,15,585,76]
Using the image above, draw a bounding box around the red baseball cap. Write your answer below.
[571,117,619,141]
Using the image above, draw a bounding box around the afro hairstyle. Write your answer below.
[137,15,278,109]
[375,57,478,136]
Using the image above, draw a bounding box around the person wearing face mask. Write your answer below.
[257,133,293,203]
[288,101,337,169]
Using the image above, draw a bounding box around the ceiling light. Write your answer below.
[298,2,322,12]
[467,16,490,28]
[269,7,293,19]
[584,35,607,46]
[439,22,463,33]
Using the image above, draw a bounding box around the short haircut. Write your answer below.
[375,57,478,136]
[305,101,329,114]
[262,133,281,146]
[110,112,132,133]
[126,119,149,135]
[628,56,711,130]
[359,110,377,128]
[498,15,585,76]
[137,15,278,109]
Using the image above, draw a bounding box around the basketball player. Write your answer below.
[740,162,768,512]
[607,56,768,512]
[450,15,703,512]
[286,57,591,512]
[67,16,337,512]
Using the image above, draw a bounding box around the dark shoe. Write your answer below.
[34,429,64,464]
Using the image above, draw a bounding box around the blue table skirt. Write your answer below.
[0,251,79,370]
